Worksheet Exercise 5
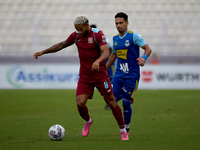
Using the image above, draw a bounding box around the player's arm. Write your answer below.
[137,44,152,66]
[91,44,109,71]
[133,32,152,66]
[106,52,117,70]
[33,40,71,59]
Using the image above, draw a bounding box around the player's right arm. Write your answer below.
[33,40,71,59]
[106,52,117,70]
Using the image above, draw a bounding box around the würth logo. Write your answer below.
[142,71,153,82]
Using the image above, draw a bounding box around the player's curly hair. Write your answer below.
[74,15,89,25]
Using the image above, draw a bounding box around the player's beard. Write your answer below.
[82,30,89,37]
[117,27,123,33]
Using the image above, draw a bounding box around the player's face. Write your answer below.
[75,23,89,37]
[115,17,128,34]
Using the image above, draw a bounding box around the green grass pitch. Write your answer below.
[0,89,200,150]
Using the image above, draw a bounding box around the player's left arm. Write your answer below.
[91,44,109,71]
[133,32,152,66]
[137,44,152,66]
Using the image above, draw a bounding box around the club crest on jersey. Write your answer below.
[125,40,130,47]
[88,37,93,44]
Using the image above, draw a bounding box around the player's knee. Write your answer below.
[122,98,131,110]
[76,96,87,107]
[122,99,132,118]
[104,94,117,109]
[114,94,122,101]
[76,101,84,107]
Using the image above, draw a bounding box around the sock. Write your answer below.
[125,124,130,129]
[112,105,125,129]
[120,128,127,133]
[86,117,92,123]
[78,105,90,121]
[122,98,132,125]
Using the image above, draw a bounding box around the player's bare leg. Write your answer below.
[104,94,129,140]
[76,94,93,137]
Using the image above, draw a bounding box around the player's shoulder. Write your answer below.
[91,28,100,33]
[128,30,135,34]
[114,33,119,37]
[91,28,105,37]
[113,33,120,39]
[72,31,79,36]
[68,31,79,39]
[132,32,143,39]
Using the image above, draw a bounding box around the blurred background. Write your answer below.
[0,0,200,89]
[1,0,200,64]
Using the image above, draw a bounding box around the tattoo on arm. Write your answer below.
[43,41,70,54]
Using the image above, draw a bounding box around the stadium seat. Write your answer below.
[0,0,200,57]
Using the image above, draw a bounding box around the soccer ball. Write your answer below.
[48,124,66,141]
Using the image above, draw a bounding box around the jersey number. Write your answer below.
[120,63,129,73]
[104,81,109,89]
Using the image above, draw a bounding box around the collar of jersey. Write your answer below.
[119,30,128,39]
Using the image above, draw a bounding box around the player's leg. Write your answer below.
[122,97,132,133]
[96,78,128,140]
[111,76,123,102]
[76,80,94,137]
[122,79,139,134]
[104,66,113,110]
[104,61,116,110]
[76,94,90,121]
[103,94,128,140]
[103,94,124,125]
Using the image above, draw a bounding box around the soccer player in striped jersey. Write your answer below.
[106,12,152,134]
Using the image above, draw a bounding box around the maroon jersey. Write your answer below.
[66,28,109,83]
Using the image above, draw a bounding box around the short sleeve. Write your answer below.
[95,30,107,46]
[106,37,112,48]
[66,32,76,45]
[133,32,147,47]
[112,37,116,53]
[112,46,116,53]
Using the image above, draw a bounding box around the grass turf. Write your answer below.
[0,89,200,150]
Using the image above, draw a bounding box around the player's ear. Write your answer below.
[85,23,89,27]
[85,23,89,30]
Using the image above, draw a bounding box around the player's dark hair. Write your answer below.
[115,12,128,21]
[90,24,97,28]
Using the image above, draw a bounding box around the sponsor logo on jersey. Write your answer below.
[120,63,129,73]
[116,49,128,60]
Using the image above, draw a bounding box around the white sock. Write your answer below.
[86,117,92,123]
[120,128,127,133]
[125,124,130,129]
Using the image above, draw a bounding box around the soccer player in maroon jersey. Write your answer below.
[33,15,128,140]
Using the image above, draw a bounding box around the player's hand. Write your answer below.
[137,57,146,67]
[91,61,100,71]
[33,51,43,59]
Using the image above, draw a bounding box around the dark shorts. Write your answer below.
[76,77,113,99]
